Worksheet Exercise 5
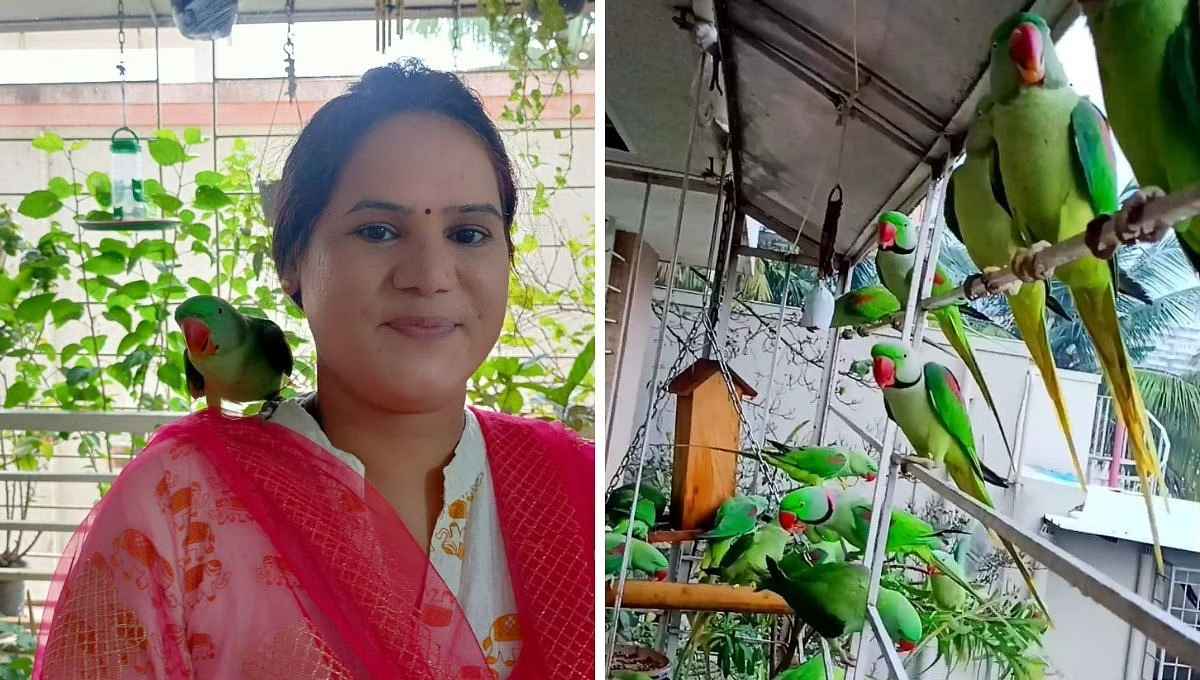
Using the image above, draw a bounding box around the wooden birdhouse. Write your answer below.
[667,359,757,530]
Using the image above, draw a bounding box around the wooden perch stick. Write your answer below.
[606,581,793,615]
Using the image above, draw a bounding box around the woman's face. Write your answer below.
[292,113,510,412]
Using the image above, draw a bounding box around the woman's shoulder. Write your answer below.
[469,407,592,449]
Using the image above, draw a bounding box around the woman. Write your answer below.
[32,60,595,679]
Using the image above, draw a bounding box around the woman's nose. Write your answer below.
[392,235,455,295]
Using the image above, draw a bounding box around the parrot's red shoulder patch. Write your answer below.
[934,271,945,286]
[832,453,847,466]
[945,370,962,399]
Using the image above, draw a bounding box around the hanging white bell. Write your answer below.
[801,282,835,330]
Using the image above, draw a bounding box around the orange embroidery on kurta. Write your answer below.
[111,528,175,593]
[482,613,522,675]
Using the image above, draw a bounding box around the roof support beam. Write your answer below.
[605,162,721,195]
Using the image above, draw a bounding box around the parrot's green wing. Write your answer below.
[183,353,205,399]
[1070,98,1121,216]
[716,530,757,573]
[250,316,295,379]
[923,363,984,477]
[1165,0,1200,136]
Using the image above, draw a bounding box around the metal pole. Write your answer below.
[812,265,853,445]
[702,166,733,360]
[606,53,705,673]
[908,463,1200,670]
[851,168,948,680]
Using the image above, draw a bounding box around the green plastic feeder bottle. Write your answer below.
[110,127,147,220]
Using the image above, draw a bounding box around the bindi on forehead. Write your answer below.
[425,208,432,215]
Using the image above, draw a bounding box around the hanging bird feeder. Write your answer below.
[78,1,178,233]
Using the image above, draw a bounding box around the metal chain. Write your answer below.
[117,0,127,127]
[284,0,297,103]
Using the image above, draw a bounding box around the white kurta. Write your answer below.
[264,399,522,678]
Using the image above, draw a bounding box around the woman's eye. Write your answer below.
[450,227,490,246]
[355,223,398,242]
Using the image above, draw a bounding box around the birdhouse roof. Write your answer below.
[667,359,757,398]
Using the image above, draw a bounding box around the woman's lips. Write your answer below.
[383,316,460,339]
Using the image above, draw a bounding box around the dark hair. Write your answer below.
[271,58,518,309]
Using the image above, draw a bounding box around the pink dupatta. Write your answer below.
[32,407,594,679]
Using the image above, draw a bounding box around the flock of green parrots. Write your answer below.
[609,3,1200,675]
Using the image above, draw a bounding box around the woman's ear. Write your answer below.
[280,274,303,310]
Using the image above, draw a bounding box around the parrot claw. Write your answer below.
[1114,186,1171,245]
[982,266,1022,296]
[1010,242,1055,283]
[898,455,936,477]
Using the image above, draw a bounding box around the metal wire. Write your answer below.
[117,0,127,127]
[605,54,705,673]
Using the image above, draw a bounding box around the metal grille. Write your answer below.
[1087,395,1172,494]
[1144,563,1200,680]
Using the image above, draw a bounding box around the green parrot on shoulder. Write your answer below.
[174,295,293,414]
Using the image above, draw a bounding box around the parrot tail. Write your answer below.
[1009,283,1088,495]
[919,548,983,605]
[937,307,1014,462]
[994,532,1052,625]
[1071,284,1165,572]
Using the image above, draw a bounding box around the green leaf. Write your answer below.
[0,274,18,306]
[80,334,108,355]
[3,381,34,407]
[69,139,89,152]
[15,292,55,323]
[152,193,183,214]
[148,137,186,166]
[155,129,179,142]
[143,178,166,198]
[185,222,211,242]
[184,128,204,145]
[194,185,232,211]
[196,170,224,187]
[48,176,74,199]
[117,331,142,355]
[85,209,115,221]
[131,238,173,263]
[499,387,524,413]
[188,277,212,295]
[83,252,125,276]
[61,343,81,364]
[86,171,112,207]
[158,361,185,392]
[18,190,63,218]
[32,132,64,153]
[104,306,133,331]
[65,366,98,386]
[50,298,84,326]
[116,280,151,300]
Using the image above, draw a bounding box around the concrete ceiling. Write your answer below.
[606,0,1079,268]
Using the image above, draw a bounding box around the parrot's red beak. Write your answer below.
[864,472,877,482]
[779,511,797,532]
[181,318,213,356]
[1010,23,1045,86]
[898,640,917,654]
[654,569,668,582]
[873,357,896,388]
[878,221,897,249]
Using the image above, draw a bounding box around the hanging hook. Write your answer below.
[116,0,128,128]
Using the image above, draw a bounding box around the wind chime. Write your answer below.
[375,0,406,53]
[80,0,179,232]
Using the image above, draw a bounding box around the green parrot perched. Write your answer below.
[174,295,293,414]
[606,483,669,539]
[698,495,768,572]
[1081,0,1200,272]
[988,12,1165,569]
[870,342,1049,620]
[761,556,869,639]
[604,531,668,581]
[830,285,901,328]
[802,540,846,566]
[763,442,878,487]
[877,587,923,653]
[774,655,846,680]
[778,486,837,535]
[946,99,1088,494]
[708,517,797,585]
[875,211,1013,461]
[930,540,971,611]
